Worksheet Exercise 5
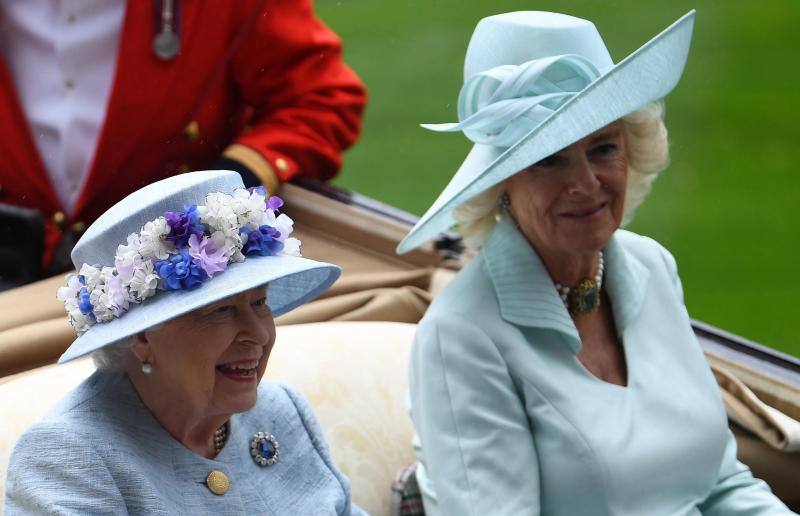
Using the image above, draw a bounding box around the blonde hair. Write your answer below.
[453,101,669,250]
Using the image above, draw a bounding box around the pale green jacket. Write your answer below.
[409,217,793,516]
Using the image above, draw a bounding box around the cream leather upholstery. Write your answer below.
[0,321,416,516]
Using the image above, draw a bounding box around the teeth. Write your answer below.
[218,360,259,372]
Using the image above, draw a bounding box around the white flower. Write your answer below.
[89,288,115,322]
[210,227,245,263]
[57,274,83,303]
[199,192,239,233]
[67,307,94,335]
[280,237,302,257]
[79,264,103,291]
[233,188,268,229]
[128,260,159,302]
[88,269,129,321]
[138,217,174,260]
[273,213,294,241]
[114,233,144,284]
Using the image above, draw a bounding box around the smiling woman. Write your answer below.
[3,171,366,515]
[398,10,795,515]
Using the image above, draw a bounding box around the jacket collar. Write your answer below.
[481,217,650,353]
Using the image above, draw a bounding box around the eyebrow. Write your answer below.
[589,128,622,143]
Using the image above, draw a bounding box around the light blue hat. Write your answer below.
[57,171,340,363]
[397,10,696,254]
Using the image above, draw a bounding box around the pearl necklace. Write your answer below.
[554,252,604,315]
[213,421,229,455]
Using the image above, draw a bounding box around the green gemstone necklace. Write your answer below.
[555,252,604,315]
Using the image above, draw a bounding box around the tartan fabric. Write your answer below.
[391,463,426,516]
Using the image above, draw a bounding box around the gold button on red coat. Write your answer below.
[70,221,87,234]
[52,211,67,230]
[184,121,200,142]
[274,158,289,172]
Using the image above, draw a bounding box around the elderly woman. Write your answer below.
[4,171,365,515]
[397,11,795,516]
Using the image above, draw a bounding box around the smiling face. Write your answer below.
[504,121,628,259]
[131,286,276,419]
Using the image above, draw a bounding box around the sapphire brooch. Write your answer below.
[250,432,280,467]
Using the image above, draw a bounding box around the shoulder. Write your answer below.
[250,382,333,462]
[614,229,679,276]
[5,417,125,513]
[246,383,354,510]
[424,255,498,323]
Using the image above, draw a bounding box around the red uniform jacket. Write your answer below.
[0,0,366,269]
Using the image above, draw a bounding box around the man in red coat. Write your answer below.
[0,0,366,282]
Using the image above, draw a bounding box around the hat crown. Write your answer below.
[464,11,614,80]
[71,171,243,269]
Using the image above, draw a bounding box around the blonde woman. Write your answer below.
[398,11,794,516]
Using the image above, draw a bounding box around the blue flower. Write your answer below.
[78,286,94,315]
[247,186,267,196]
[155,250,205,291]
[164,205,205,248]
[241,225,284,256]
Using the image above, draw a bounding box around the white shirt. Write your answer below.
[0,0,125,213]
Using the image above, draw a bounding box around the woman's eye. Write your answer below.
[532,155,560,168]
[594,143,618,156]
[253,298,269,308]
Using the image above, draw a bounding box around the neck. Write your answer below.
[128,368,230,458]
[537,247,601,287]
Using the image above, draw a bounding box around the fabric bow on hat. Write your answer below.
[422,55,600,148]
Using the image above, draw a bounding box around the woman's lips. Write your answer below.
[561,202,607,221]
[216,359,260,383]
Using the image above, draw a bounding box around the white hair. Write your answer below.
[90,322,165,373]
[91,336,136,372]
[453,101,669,250]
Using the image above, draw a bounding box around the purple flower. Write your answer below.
[241,225,284,256]
[267,196,284,211]
[188,234,228,278]
[155,250,205,291]
[164,205,205,248]
[78,286,94,316]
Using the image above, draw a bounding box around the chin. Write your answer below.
[559,227,614,255]
[220,391,259,414]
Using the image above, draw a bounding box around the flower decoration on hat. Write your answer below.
[57,186,300,335]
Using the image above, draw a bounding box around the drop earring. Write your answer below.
[142,361,153,375]
[496,192,511,221]
[498,192,510,210]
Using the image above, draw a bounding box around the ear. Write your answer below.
[130,331,152,364]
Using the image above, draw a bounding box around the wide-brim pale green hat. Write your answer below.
[397,10,695,254]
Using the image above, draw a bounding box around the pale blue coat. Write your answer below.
[5,372,366,515]
[409,217,793,515]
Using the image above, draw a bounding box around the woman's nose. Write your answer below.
[236,306,275,346]
[566,155,601,195]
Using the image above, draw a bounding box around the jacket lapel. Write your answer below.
[481,217,651,353]
[482,217,581,348]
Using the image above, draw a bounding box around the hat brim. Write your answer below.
[397,10,695,254]
[58,255,340,363]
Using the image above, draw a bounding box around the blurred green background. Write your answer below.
[317,1,800,357]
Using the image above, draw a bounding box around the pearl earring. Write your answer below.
[142,362,153,375]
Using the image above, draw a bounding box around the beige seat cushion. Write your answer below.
[0,321,416,516]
